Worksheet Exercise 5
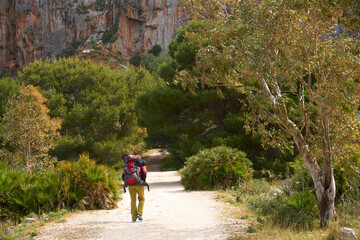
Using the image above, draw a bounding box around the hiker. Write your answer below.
[122,155,149,222]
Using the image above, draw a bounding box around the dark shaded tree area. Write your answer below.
[135,22,297,178]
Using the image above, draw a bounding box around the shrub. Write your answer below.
[56,154,119,210]
[0,155,119,221]
[96,0,105,11]
[129,54,142,67]
[179,146,252,190]
[148,44,162,56]
[273,192,318,230]
[242,180,319,230]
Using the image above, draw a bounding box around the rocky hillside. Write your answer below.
[0,0,188,76]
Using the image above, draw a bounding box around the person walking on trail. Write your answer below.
[122,155,149,222]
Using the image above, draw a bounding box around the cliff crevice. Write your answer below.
[0,0,188,76]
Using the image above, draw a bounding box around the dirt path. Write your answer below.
[35,151,249,240]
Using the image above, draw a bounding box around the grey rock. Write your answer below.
[5,227,15,235]
[40,214,50,221]
[331,24,349,38]
[338,227,358,240]
[23,218,36,224]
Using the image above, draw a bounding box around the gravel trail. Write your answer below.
[35,152,248,240]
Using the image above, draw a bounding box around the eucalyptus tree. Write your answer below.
[2,85,61,172]
[180,0,360,226]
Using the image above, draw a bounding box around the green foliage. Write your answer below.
[0,77,20,118]
[102,9,121,43]
[1,85,61,172]
[179,146,252,190]
[136,84,295,177]
[289,151,360,203]
[160,156,183,171]
[158,20,208,82]
[56,154,119,210]
[274,192,318,230]
[62,40,83,58]
[102,29,118,43]
[238,179,318,230]
[18,58,157,165]
[129,53,171,74]
[158,60,179,83]
[129,55,142,67]
[0,155,119,221]
[182,0,360,226]
[76,5,91,14]
[148,44,162,56]
[96,0,106,11]
[139,53,171,73]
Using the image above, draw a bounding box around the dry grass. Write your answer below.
[220,189,360,240]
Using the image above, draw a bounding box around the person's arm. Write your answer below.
[140,166,147,181]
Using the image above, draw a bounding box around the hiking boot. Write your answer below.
[137,214,143,221]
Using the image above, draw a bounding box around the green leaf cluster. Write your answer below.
[18,58,157,165]
[179,146,252,190]
[158,20,209,82]
[0,154,119,222]
[0,77,20,118]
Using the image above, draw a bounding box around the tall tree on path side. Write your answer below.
[181,0,360,227]
[1,85,61,172]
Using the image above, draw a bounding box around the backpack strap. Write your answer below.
[146,182,150,192]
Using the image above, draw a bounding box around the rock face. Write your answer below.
[0,0,188,75]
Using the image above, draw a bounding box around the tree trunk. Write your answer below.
[259,76,336,227]
[319,114,336,227]
[293,126,336,228]
[319,167,336,227]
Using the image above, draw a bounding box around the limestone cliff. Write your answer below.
[0,0,188,76]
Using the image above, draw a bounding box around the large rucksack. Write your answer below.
[122,155,149,193]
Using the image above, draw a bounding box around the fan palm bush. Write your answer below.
[56,154,119,210]
[180,146,252,190]
[0,155,119,221]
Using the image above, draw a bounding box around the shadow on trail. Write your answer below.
[143,150,169,172]
[148,180,183,190]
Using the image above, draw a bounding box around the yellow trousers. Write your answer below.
[128,185,145,221]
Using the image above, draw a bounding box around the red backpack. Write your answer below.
[123,155,142,186]
[122,155,150,192]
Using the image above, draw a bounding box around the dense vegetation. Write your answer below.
[179,0,360,228]
[0,154,119,221]
[0,0,359,237]
[18,58,157,165]
[135,23,296,178]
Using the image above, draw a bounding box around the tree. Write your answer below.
[181,0,360,227]
[0,77,20,118]
[1,85,61,172]
[18,58,157,165]
[0,77,21,146]
[148,44,162,56]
